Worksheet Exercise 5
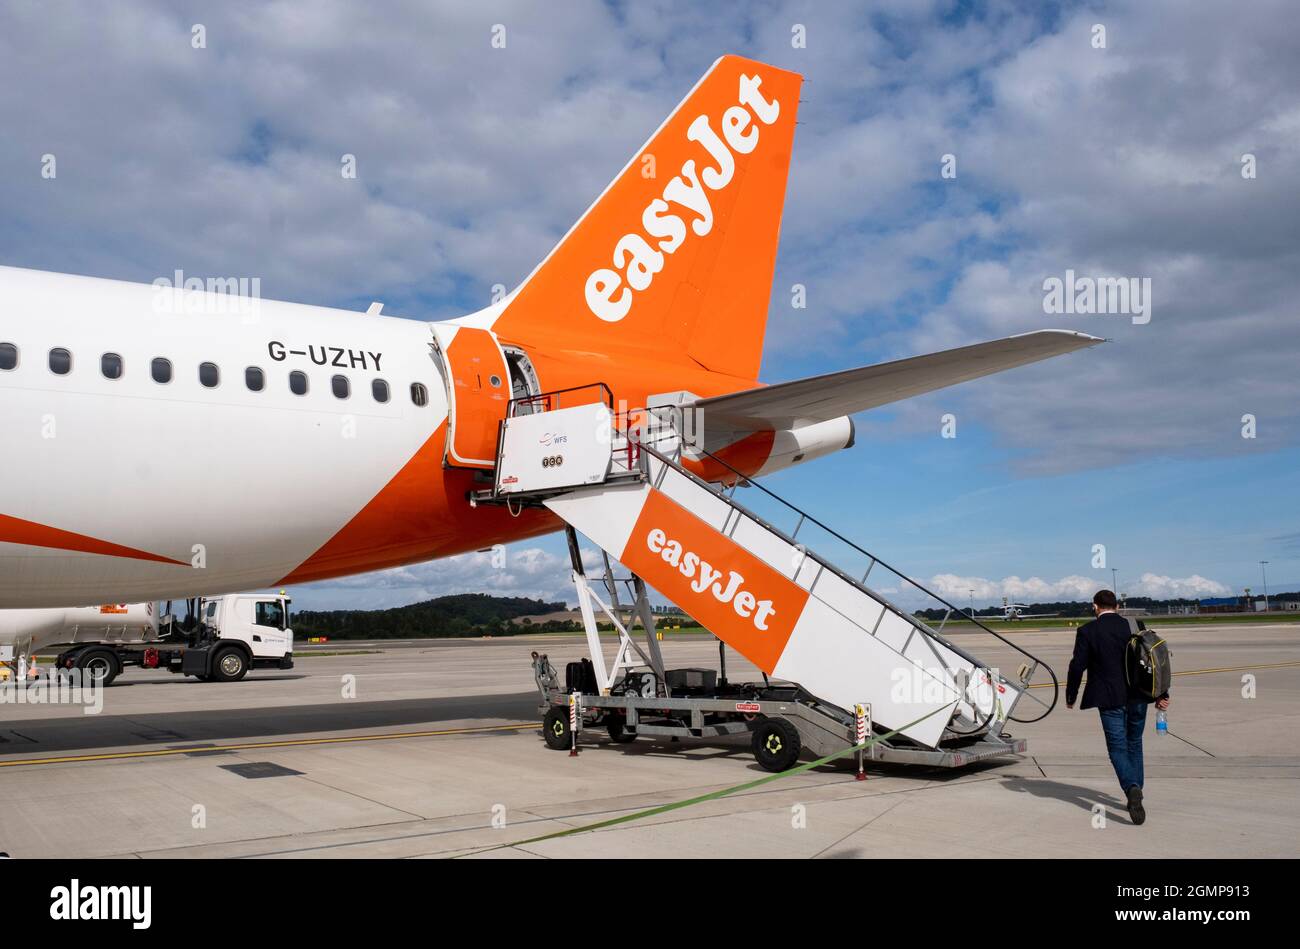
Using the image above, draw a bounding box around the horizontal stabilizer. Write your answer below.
[691,329,1104,430]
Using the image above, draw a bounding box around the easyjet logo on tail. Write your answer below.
[585,73,781,323]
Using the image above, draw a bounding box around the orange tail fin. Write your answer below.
[492,55,802,381]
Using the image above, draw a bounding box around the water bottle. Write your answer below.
[1156,709,1168,735]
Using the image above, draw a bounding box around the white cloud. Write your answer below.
[929,573,1098,603]
[1127,573,1231,600]
[928,571,1229,603]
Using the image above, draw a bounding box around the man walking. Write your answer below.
[1066,589,1170,825]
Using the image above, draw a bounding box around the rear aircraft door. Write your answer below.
[430,325,512,468]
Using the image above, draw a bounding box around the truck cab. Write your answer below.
[202,594,293,660]
[185,592,294,682]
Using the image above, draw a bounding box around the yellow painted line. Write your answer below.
[0,722,535,769]
[1166,659,1300,678]
[1027,659,1300,689]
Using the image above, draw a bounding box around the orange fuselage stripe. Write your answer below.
[0,512,187,565]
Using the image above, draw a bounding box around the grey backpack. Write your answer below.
[1125,618,1172,701]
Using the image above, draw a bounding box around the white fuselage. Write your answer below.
[0,266,454,606]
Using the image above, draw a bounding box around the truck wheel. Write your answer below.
[76,649,119,687]
[542,707,572,750]
[752,719,801,772]
[606,714,637,744]
[211,647,248,683]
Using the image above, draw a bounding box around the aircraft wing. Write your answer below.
[691,330,1104,431]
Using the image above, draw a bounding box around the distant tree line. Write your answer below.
[291,593,567,639]
[293,588,1295,639]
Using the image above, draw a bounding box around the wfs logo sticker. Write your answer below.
[49,879,151,930]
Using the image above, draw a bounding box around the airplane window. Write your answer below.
[49,348,72,375]
[245,366,264,391]
[0,342,16,370]
[372,378,389,403]
[101,353,123,380]
[331,374,349,399]
[289,370,308,395]
[151,357,172,383]
[410,382,428,407]
[199,362,219,388]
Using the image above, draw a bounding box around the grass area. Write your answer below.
[291,613,1300,643]
[511,625,710,638]
[515,614,1300,639]
[25,649,382,661]
[284,650,382,657]
[935,613,1300,629]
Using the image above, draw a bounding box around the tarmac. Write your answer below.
[0,622,1296,858]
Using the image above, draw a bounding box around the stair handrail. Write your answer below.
[508,382,614,418]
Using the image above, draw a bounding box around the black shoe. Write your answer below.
[1126,786,1146,825]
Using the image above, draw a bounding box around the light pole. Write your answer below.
[969,589,974,618]
[1111,568,1118,595]
[1260,561,1270,612]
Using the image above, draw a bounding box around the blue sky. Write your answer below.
[2,1,1296,611]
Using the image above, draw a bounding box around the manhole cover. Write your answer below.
[132,729,186,742]
[219,762,304,779]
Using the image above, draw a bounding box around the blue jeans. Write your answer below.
[1098,701,1148,792]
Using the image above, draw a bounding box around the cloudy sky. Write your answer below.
[3,1,1296,611]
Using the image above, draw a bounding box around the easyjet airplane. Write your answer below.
[0,55,1101,609]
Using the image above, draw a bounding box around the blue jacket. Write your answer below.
[1066,612,1166,709]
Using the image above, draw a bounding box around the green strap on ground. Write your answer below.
[455,705,949,858]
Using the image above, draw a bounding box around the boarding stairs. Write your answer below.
[471,385,1058,759]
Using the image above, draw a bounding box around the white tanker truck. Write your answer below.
[0,593,294,686]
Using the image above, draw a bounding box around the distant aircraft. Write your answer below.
[0,55,1102,608]
[987,599,1060,621]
